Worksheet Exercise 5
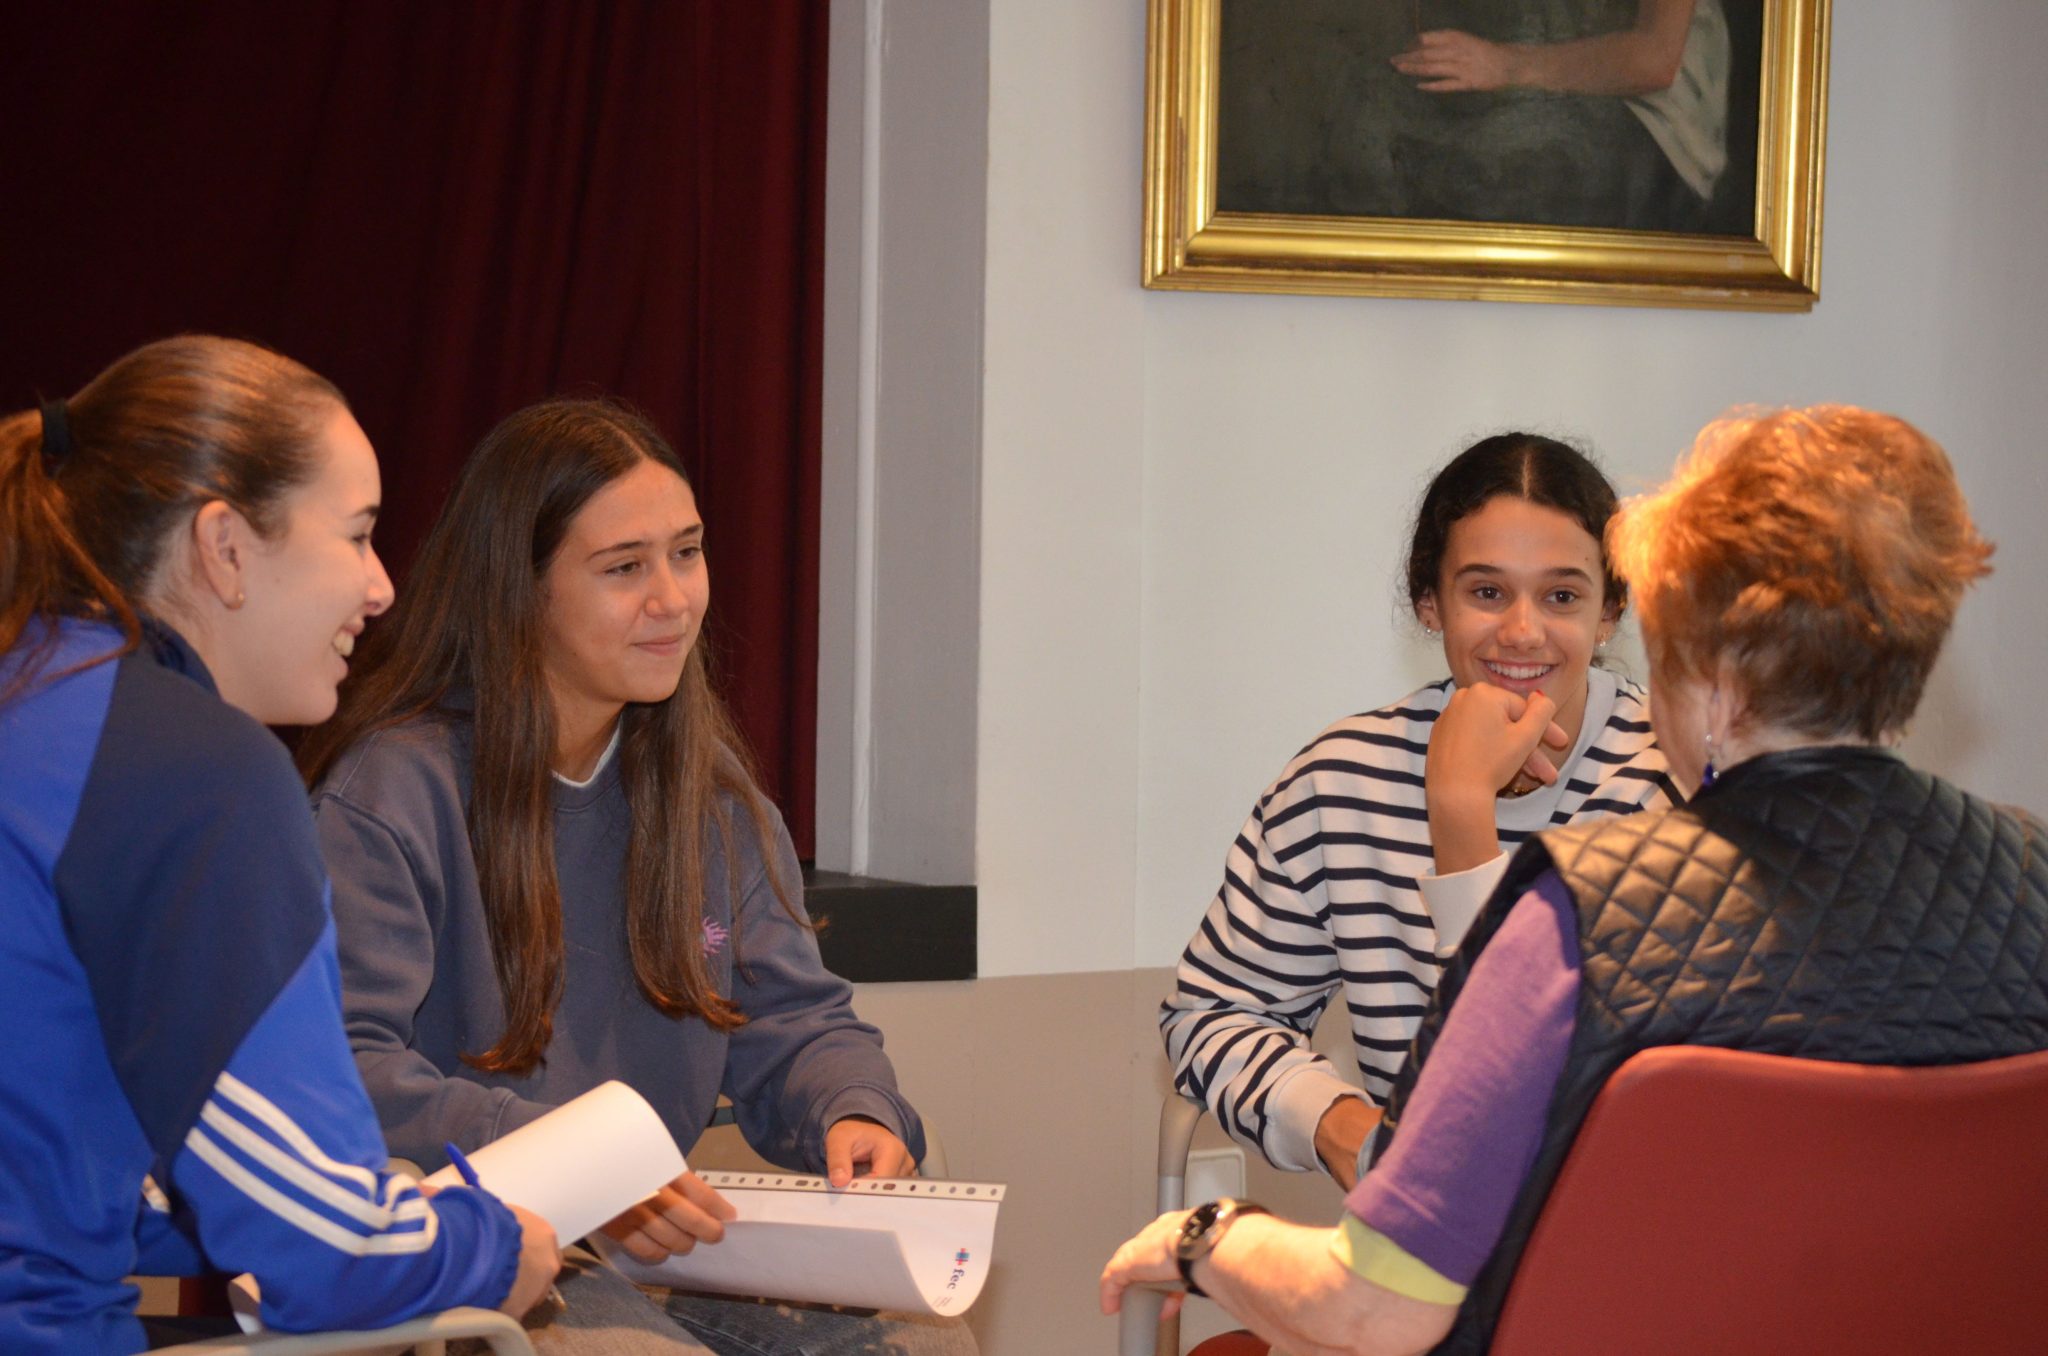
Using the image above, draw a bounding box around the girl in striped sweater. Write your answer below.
[1161,433,1680,1187]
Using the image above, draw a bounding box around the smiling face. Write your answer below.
[1416,495,1617,749]
[220,404,394,725]
[538,457,707,747]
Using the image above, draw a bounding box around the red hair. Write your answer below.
[1610,407,1993,741]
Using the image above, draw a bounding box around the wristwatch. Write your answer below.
[1174,1197,1268,1298]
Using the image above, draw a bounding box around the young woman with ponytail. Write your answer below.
[0,336,558,1355]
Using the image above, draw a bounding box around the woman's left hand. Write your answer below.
[825,1116,915,1185]
[1099,1210,1195,1320]
[1391,30,1518,91]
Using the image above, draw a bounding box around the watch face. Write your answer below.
[1177,1200,1226,1257]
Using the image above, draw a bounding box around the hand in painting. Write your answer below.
[1391,30,1518,92]
[1392,0,1699,99]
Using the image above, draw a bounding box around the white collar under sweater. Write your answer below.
[551,721,623,790]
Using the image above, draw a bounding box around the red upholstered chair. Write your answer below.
[1184,1334,1269,1356]
[1488,1044,2048,1355]
[1181,1044,2048,1356]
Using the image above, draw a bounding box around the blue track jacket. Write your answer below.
[0,620,521,1354]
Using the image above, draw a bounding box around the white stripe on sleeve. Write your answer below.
[183,1123,439,1257]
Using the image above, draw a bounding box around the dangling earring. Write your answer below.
[1700,730,1718,788]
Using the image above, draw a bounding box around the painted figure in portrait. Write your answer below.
[1216,0,1764,236]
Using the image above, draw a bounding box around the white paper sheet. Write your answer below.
[419,1079,685,1244]
[601,1172,1005,1316]
[230,1079,684,1331]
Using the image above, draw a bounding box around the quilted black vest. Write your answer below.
[1372,746,2048,1355]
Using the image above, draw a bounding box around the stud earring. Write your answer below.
[232,592,246,609]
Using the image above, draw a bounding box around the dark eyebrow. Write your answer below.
[1452,563,1595,584]
[587,523,703,562]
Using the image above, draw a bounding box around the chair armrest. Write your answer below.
[1157,1094,1204,1213]
[149,1306,535,1355]
[1119,1286,1173,1356]
[1125,1094,1211,1355]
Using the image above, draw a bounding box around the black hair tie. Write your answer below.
[39,399,74,473]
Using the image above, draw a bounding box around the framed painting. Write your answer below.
[1144,0,1830,310]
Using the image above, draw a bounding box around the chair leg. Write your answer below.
[1119,1287,1170,1356]
[1152,1096,1205,1356]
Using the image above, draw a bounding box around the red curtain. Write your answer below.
[0,1,823,853]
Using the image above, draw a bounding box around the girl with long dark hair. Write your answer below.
[299,398,972,1354]
[1109,410,2039,1356]
[1160,433,1680,1191]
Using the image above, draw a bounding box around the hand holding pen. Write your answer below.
[444,1142,567,1317]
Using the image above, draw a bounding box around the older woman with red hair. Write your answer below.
[1103,406,2048,1356]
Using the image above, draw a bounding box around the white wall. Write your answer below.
[975,0,1152,971]
[812,5,2048,1349]
[817,0,986,885]
[964,0,2048,975]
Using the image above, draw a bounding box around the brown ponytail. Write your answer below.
[0,405,135,701]
[0,336,345,704]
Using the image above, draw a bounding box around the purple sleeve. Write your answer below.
[1344,870,1580,1285]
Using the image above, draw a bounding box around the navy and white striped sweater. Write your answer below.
[1161,670,1679,1173]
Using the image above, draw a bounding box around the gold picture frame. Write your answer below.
[1144,0,1830,310]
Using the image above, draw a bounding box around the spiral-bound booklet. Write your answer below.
[598,1170,1005,1315]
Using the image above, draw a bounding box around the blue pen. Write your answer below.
[441,1143,567,1312]
[443,1141,483,1187]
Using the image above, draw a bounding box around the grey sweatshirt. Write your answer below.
[311,713,922,1175]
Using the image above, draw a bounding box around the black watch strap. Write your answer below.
[1174,1198,1268,1297]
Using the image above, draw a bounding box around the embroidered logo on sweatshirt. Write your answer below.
[701,918,730,956]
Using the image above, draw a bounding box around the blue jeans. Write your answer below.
[488,1248,978,1356]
